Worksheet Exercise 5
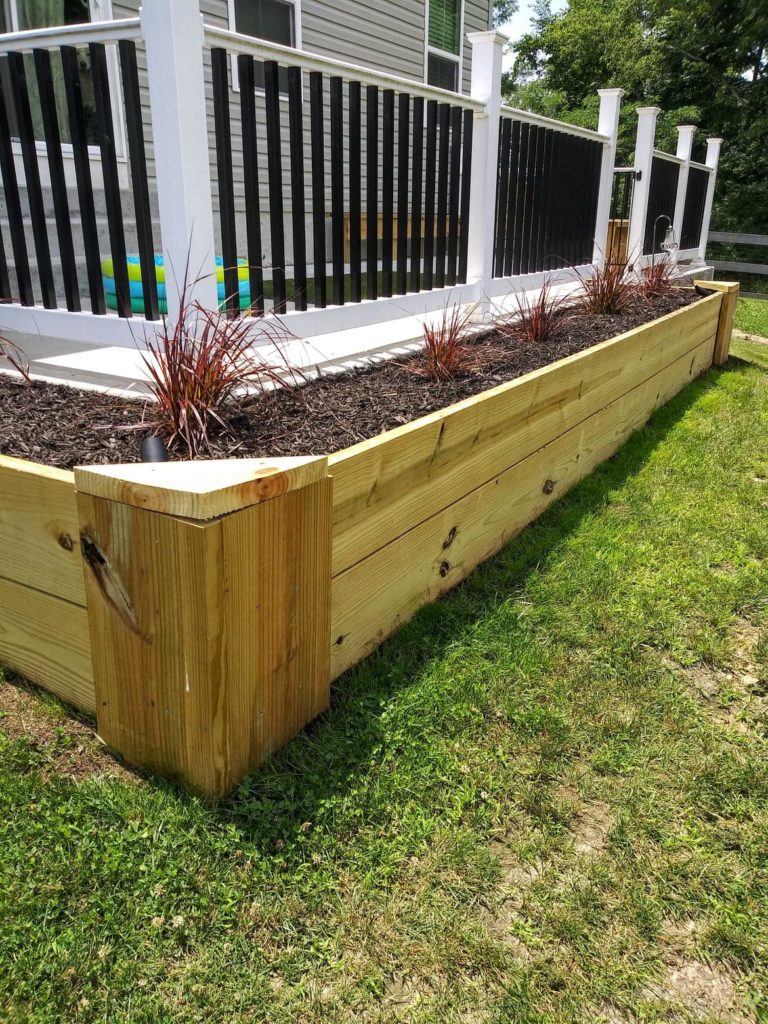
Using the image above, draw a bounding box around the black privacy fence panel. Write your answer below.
[492,117,602,278]
[643,155,680,255]
[209,49,473,317]
[0,41,159,319]
[680,165,709,251]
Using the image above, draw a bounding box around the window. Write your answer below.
[0,0,112,145]
[425,0,462,93]
[230,0,301,92]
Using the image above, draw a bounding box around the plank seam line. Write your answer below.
[0,570,87,610]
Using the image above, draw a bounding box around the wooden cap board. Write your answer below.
[74,455,329,520]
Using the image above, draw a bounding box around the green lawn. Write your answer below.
[735,297,768,339]
[2,341,768,1023]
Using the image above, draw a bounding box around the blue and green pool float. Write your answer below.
[101,255,257,314]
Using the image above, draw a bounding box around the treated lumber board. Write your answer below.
[695,280,740,366]
[329,294,721,575]
[0,455,85,606]
[76,478,332,796]
[76,456,327,520]
[330,332,715,678]
[0,576,94,712]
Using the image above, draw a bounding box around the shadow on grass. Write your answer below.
[220,362,735,842]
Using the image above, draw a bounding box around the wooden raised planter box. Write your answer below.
[0,282,739,796]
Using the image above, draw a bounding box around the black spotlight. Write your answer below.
[140,435,168,463]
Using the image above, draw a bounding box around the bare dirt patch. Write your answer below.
[0,674,137,783]
[643,960,756,1023]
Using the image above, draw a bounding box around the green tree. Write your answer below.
[504,0,768,230]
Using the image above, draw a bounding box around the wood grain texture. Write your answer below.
[329,294,721,576]
[0,455,84,605]
[695,280,739,366]
[330,332,716,678]
[75,455,328,520]
[0,576,94,711]
[77,478,332,797]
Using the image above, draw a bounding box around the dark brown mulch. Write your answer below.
[0,290,700,470]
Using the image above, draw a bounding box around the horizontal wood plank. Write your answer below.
[0,575,94,712]
[330,332,716,678]
[0,455,85,606]
[329,295,721,576]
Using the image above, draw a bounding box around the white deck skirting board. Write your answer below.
[1,270,712,397]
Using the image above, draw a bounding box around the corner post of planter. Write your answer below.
[672,125,696,260]
[626,106,660,269]
[466,30,507,317]
[698,137,723,261]
[592,88,624,269]
[140,0,219,320]
[695,279,740,367]
[73,457,333,798]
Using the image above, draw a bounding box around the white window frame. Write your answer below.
[227,0,303,96]
[4,0,128,189]
[423,0,464,95]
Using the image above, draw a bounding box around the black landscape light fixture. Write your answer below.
[140,435,168,463]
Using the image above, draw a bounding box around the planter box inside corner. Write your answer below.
[0,281,739,796]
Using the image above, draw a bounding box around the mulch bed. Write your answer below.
[0,290,700,470]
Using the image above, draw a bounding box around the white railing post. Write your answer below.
[626,106,660,268]
[592,88,624,268]
[466,30,507,316]
[698,137,722,261]
[140,0,219,321]
[672,125,695,260]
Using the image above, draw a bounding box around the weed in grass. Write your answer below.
[496,280,571,345]
[0,335,29,380]
[580,258,637,315]
[142,281,299,457]
[419,303,476,381]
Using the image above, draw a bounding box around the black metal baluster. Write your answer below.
[288,65,307,311]
[211,48,238,317]
[494,117,511,278]
[366,84,378,300]
[503,119,520,276]
[446,105,462,286]
[547,132,565,269]
[521,123,540,275]
[396,92,409,295]
[238,54,264,315]
[409,96,424,293]
[330,75,344,305]
[90,42,130,317]
[511,121,529,276]
[422,99,437,291]
[8,51,55,308]
[264,60,286,313]
[118,40,158,320]
[33,48,79,311]
[348,80,362,303]
[61,45,103,313]
[457,107,473,285]
[534,128,552,272]
[435,103,450,287]
[309,71,326,309]
[0,58,31,305]
[381,90,395,297]
[563,134,578,267]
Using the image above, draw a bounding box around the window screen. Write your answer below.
[428,0,460,54]
[234,0,295,47]
[427,52,459,91]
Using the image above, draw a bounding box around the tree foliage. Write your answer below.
[504,0,768,230]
